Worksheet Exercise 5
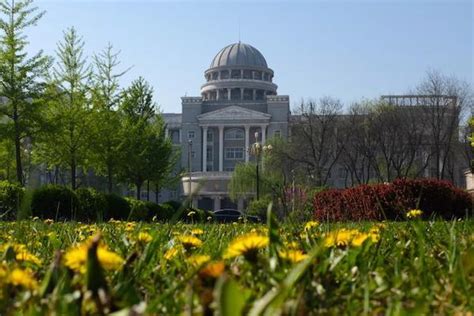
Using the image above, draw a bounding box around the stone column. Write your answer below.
[165,128,169,138]
[240,88,244,100]
[244,125,250,162]
[202,126,208,172]
[253,89,256,101]
[179,129,182,143]
[227,88,231,100]
[216,89,220,100]
[218,125,224,171]
[213,196,221,211]
[240,69,244,79]
[261,125,266,144]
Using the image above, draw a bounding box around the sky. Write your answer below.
[26,0,473,113]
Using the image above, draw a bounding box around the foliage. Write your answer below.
[76,187,107,222]
[0,0,52,185]
[125,198,149,221]
[0,181,24,220]
[30,184,78,220]
[0,218,473,314]
[313,178,473,221]
[103,193,130,221]
[34,27,92,190]
[247,196,272,221]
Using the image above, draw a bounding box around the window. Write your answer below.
[191,151,196,158]
[207,130,213,142]
[188,131,195,139]
[225,128,244,140]
[225,167,235,172]
[274,130,281,137]
[206,146,213,161]
[225,147,244,160]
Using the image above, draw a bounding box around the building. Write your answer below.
[163,42,290,211]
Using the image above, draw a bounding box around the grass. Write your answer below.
[0,216,473,315]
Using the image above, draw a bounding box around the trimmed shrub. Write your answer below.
[0,181,24,220]
[247,196,272,221]
[104,193,131,221]
[126,198,149,221]
[163,200,181,213]
[313,178,473,222]
[146,202,175,221]
[31,185,78,220]
[76,187,107,222]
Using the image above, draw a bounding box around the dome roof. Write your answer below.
[210,42,268,69]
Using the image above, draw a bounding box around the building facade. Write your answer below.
[164,42,290,210]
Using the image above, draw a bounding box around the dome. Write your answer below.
[210,42,268,69]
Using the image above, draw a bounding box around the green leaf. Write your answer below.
[215,275,250,316]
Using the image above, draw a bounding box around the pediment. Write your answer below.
[197,106,271,123]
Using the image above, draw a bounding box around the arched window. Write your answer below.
[225,128,244,140]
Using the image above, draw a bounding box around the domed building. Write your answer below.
[164,42,290,210]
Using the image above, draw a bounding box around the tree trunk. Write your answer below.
[107,164,113,193]
[136,183,141,200]
[71,159,76,190]
[13,106,23,186]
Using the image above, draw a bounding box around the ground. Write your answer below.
[0,218,473,314]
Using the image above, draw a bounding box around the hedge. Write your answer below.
[31,185,78,220]
[0,181,24,220]
[313,178,473,221]
[76,187,107,222]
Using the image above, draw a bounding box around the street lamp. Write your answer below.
[188,139,193,201]
[249,132,272,200]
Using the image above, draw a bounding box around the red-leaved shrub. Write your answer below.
[313,178,472,221]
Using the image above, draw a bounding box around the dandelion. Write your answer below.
[125,222,136,232]
[199,261,225,279]
[323,229,359,248]
[278,249,308,263]
[177,235,203,250]
[164,246,181,260]
[406,209,423,219]
[137,232,153,243]
[191,228,204,235]
[64,239,124,273]
[187,254,211,267]
[223,233,269,261]
[43,219,54,225]
[304,221,319,231]
[8,268,38,290]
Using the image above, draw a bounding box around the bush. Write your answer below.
[247,196,272,221]
[313,178,473,221]
[0,181,24,220]
[146,202,175,221]
[104,193,131,221]
[76,187,107,222]
[31,185,78,220]
[126,198,149,221]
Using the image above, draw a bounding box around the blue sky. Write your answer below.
[28,0,473,113]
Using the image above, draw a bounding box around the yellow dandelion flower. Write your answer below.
[164,246,182,260]
[16,251,42,266]
[191,228,204,235]
[406,209,423,219]
[137,232,153,243]
[199,261,225,279]
[64,240,124,273]
[177,235,203,249]
[323,229,359,248]
[43,219,54,225]
[187,254,211,267]
[278,249,308,263]
[223,233,269,261]
[285,241,300,249]
[304,221,319,231]
[125,222,136,232]
[8,268,38,290]
[350,233,371,247]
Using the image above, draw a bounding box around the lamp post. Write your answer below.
[249,131,272,201]
[188,139,193,202]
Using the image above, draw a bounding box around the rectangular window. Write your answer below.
[206,146,213,161]
[188,131,195,139]
[207,130,213,142]
[225,147,244,160]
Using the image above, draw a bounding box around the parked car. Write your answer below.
[211,209,261,223]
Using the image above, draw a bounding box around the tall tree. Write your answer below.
[0,0,51,185]
[35,27,91,190]
[118,77,173,199]
[90,44,129,193]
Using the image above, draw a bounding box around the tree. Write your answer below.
[0,0,51,185]
[34,27,91,190]
[287,97,344,186]
[90,44,129,193]
[118,77,173,200]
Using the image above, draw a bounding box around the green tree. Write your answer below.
[35,27,91,190]
[0,0,51,185]
[118,77,173,200]
[90,44,129,193]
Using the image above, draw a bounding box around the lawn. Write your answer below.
[0,217,473,315]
